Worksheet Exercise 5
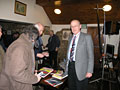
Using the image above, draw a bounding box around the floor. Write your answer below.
[88,65,120,90]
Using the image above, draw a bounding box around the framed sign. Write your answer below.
[82,24,87,29]
[14,1,27,16]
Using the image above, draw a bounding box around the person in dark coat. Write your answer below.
[34,23,49,70]
[46,30,60,69]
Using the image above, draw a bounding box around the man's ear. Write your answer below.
[80,24,82,29]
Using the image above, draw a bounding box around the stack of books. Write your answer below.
[51,70,63,75]
[45,71,68,87]
[38,67,68,87]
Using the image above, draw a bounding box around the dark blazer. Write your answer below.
[46,34,60,52]
[34,36,43,60]
[0,34,38,90]
[66,32,94,81]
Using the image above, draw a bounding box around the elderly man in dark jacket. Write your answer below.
[46,30,60,69]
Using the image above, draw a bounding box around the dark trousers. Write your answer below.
[49,51,58,68]
[68,61,88,90]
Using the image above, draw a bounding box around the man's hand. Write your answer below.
[42,52,49,57]
[37,53,44,58]
[86,73,92,78]
[55,47,59,51]
[43,45,46,49]
[34,70,38,74]
[35,73,41,82]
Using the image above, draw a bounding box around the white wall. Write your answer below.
[52,24,70,34]
[0,0,52,46]
[106,32,120,54]
[0,0,52,26]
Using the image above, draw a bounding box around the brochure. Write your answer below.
[44,77,63,87]
[51,70,63,75]
[38,67,53,78]
[52,73,68,80]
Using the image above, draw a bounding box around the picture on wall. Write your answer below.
[62,30,71,40]
[44,26,50,35]
[14,1,27,16]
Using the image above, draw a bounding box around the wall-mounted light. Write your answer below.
[54,0,61,6]
[103,4,112,12]
[54,9,61,14]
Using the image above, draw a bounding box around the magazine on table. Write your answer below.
[51,70,63,75]
[38,67,53,78]
[44,77,63,87]
[52,73,68,80]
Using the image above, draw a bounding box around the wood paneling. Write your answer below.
[87,27,104,67]
[36,0,120,24]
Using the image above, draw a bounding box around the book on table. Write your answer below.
[51,70,63,75]
[38,67,54,78]
[44,77,63,87]
[52,73,68,80]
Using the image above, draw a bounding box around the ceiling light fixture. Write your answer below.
[103,4,112,12]
[54,9,61,14]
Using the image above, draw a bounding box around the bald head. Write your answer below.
[70,19,81,35]
[0,25,2,38]
[34,22,44,36]
[70,20,80,25]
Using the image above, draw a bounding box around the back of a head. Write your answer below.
[22,25,39,41]
[13,31,20,35]
[34,22,44,31]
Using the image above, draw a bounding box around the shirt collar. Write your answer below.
[73,32,80,37]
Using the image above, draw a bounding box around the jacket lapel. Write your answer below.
[66,35,73,60]
[75,32,84,59]
[77,32,84,47]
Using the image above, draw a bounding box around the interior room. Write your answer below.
[0,0,120,90]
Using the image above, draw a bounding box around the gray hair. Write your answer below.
[22,25,39,41]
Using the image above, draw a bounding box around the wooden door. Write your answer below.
[87,27,103,68]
